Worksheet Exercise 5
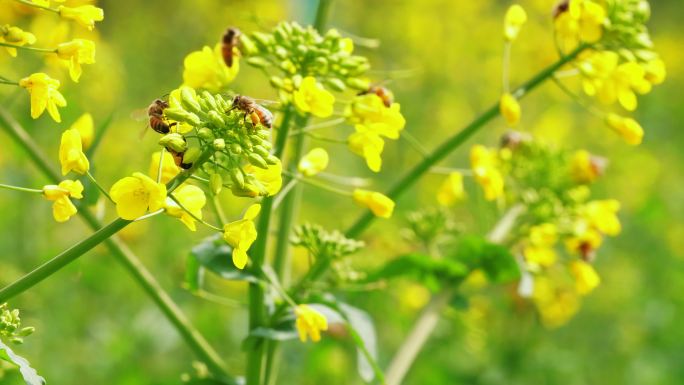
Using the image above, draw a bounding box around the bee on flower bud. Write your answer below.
[230,95,274,129]
[500,130,532,150]
[221,27,241,68]
[553,0,569,18]
[358,85,394,107]
[147,99,175,134]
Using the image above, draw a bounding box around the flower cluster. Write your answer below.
[0,303,34,345]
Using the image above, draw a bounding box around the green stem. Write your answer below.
[85,171,113,203]
[0,79,19,86]
[345,43,588,239]
[13,0,58,13]
[168,193,222,231]
[0,184,43,193]
[0,107,234,382]
[0,42,56,54]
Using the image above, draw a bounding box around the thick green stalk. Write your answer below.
[345,44,588,239]
[0,108,232,381]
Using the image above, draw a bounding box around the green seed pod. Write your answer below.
[324,78,346,92]
[213,138,226,150]
[208,110,226,127]
[239,34,258,55]
[182,147,201,165]
[247,153,268,169]
[347,77,371,91]
[198,127,214,141]
[230,167,246,188]
[210,173,223,195]
[158,133,188,153]
[252,145,270,158]
[181,88,202,113]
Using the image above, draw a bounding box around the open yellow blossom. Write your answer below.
[42,180,83,223]
[59,128,90,175]
[238,160,283,197]
[352,189,395,218]
[19,73,67,122]
[70,113,94,150]
[504,4,527,41]
[294,304,328,343]
[57,5,104,31]
[565,222,603,258]
[569,260,601,295]
[348,128,384,172]
[223,204,261,269]
[643,58,667,85]
[606,114,644,145]
[532,276,580,328]
[570,149,606,184]
[298,148,329,177]
[554,0,606,50]
[56,39,96,82]
[347,93,405,139]
[183,44,239,93]
[0,25,37,57]
[524,223,558,268]
[293,76,335,118]
[499,93,520,127]
[436,172,465,206]
[165,184,206,232]
[110,172,167,220]
[149,151,181,184]
[583,199,621,236]
[470,145,504,201]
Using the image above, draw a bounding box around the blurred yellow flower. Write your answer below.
[56,39,96,82]
[298,147,329,176]
[352,189,395,218]
[523,223,558,268]
[347,93,405,139]
[470,145,504,201]
[59,128,90,175]
[583,199,621,236]
[570,149,605,184]
[19,73,67,122]
[347,128,384,172]
[294,304,328,343]
[242,159,283,197]
[70,113,94,150]
[565,223,603,257]
[293,76,335,118]
[222,204,261,269]
[569,260,600,295]
[503,4,527,42]
[436,172,465,206]
[183,44,239,93]
[57,5,104,31]
[110,172,167,220]
[606,114,644,145]
[0,25,36,57]
[42,180,83,223]
[554,0,606,50]
[165,184,206,232]
[532,276,580,328]
[499,93,520,127]
[643,58,666,85]
[149,151,180,184]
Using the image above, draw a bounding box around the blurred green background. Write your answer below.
[1,0,683,384]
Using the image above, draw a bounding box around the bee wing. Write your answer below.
[251,98,279,106]
[138,121,150,140]
[130,108,149,122]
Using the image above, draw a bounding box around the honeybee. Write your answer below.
[553,0,569,18]
[358,85,394,107]
[147,99,174,134]
[221,27,241,68]
[169,149,192,170]
[231,95,274,129]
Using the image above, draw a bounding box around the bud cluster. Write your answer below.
[602,0,654,55]
[241,22,371,96]
[291,223,365,260]
[0,303,35,345]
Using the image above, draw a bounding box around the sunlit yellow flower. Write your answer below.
[42,180,83,223]
[223,204,261,269]
[30,0,50,6]
[239,159,283,197]
[499,93,520,127]
[554,0,606,50]
[643,58,666,85]
[583,199,621,236]
[110,172,167,220]
[532,275,580,328]
[149,151,181,184]
[352,189,395,218]
[0,25,36,57]
[293,76,335,118]
[183,44,239,93]
[55,39,96,82]
[569,260,600,295]
[523,223,558,268]
[18,73,67,122]
[298,147,329,177]
[470,145,504,201]
[565,222,603,258]
[504,4,527,41]
[294,304,328,343]
[165,184,206,232]
[70,113,94,150]
[57,5,104,31]
[436,172,465,206]
[605,114,644,145]
[347,93,405,139]
[570,149,606,184]
[59,128,90,175]
[347,128,384,172]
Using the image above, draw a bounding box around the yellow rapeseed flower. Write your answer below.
[294,304,328,343]
[165,184,206,232]
[239,159,283,197]
[42,180,83,222]
[504,4,527,42]
[436,172,465,206]
[223,204,261,269]
[352,189,395,218]
[570,149,606,184]
[499,93,521,127]
[565,221,603,257]
[569,260,600,295]
[70,113,94,150]
[470,145,504,201]
[110,172,167,220]
[57,5,104,31]
[583,199,621,236]
[19,73,67,122]
[523,223,559,269]
[59,128,90,175]
[293,76,335,118]
[55,39,96,82]
[0,25,37,57]
[183,44,239,93]
[149,151,181,184]
[347,128,384,172]
[605,114,644,145]
[532,275,580,328]
[347,93,405,139]
[298,147,329,177]
[554,0,606,50]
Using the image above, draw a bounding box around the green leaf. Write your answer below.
[242,326,298,352]
[364,253,468,290]
[0,340,45,385]
[190,235,261,283]
[184,253,203,292]
[449,236,520,283]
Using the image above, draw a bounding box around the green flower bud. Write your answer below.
[274,46,288,59]
[246,57,272,68]
[346,77,370,91]
[164,108,201,126]
[230,143,243,155]
[270,76,285,89]
[208,110,226,127]
[18,327,35,337]
[280,60,297,74]
[292,74,303,88]
[198,127,214,141]
[213,138,226,150]
[182,147,201,165]
[181,88,202,113]
[252,32,273,48]
[247,153,268,169]
[201,91,218,110]
[230,167,245,188]
[252,145,270,158]
[214,94,229,110]
[324,78,346,92]
[159,133,188,153]
[266,154,280,165]
[210,173,223,195]
[257,130,270,140]
[239,34,258,55]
